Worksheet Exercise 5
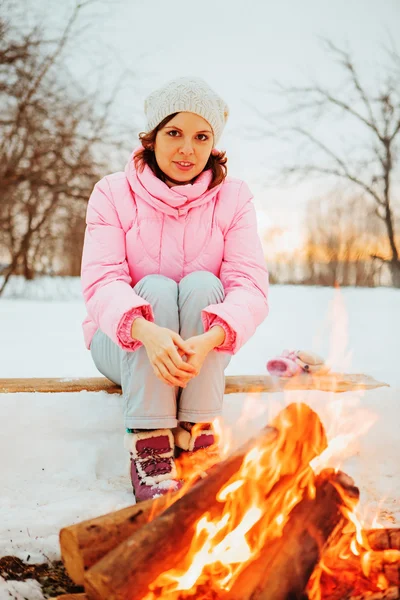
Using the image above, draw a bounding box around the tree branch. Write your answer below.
[322,39,379,133]
[289,127,385,206]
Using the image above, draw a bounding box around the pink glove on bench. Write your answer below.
[266,350,329,378]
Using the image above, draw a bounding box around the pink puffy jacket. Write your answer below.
[81,148,269,354]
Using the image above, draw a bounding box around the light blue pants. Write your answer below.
[90,271,231,429]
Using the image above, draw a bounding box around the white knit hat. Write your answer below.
[144,77,229,145]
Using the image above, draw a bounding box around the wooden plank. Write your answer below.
[0,373,389,395]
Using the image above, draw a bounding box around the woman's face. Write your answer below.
[154,112,214,186]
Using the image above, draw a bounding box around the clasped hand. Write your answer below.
[140,322,213,388]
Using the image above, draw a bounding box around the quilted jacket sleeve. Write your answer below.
[202,181,269,354]
[81,177,154,351]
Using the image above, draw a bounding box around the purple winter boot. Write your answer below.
[124,429,182,502]
[173,422,220,479]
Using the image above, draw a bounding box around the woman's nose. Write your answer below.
[179,139,194,155]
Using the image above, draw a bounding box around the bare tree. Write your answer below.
[0,1,133,294]
[253,40,400,286]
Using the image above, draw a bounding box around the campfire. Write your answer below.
[58,398,400,600]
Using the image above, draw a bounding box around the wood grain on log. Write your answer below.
[0,373,389,395]
[83,403,328,600]
[367,529,400,551]
[60,495,174,585]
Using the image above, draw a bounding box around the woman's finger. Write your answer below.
[153,364,174,387]
[163,354,193,381]
[171,332,196,356]
[157,361,187,388]
[168,345,196,374]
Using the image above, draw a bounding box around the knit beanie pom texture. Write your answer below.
[144,77,229,145]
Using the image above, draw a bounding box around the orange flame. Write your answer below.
[146,286,382,600]
[142,405,323,599]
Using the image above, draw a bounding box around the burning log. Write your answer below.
[59,495,174,585]
[310,528,400,600]
[367,530,400,551]
[59,425,277,586]
[224,470,359,600]
[61,402,326,587]
[83,403,328,600]
[60,425,279,585]
[322,549,400,590]
[362,550,400,587]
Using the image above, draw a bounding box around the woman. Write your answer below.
[81,77,269,502]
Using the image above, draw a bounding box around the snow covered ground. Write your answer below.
[0,277,399,599]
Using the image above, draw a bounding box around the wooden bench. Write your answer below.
[0,373,388,395]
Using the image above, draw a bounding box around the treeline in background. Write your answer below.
[0,1,399,293]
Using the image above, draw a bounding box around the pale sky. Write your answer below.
[23,0,400,249]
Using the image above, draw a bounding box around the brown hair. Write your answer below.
[134,113,227,189]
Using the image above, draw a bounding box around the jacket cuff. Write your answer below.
[205,315,237,353]
[117,305,154,351]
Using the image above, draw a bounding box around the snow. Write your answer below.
[0,578,44,600]
[0,277,399,599]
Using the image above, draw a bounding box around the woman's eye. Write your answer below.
[166,131,208,141]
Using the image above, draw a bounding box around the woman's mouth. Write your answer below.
[173,161,195,171]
